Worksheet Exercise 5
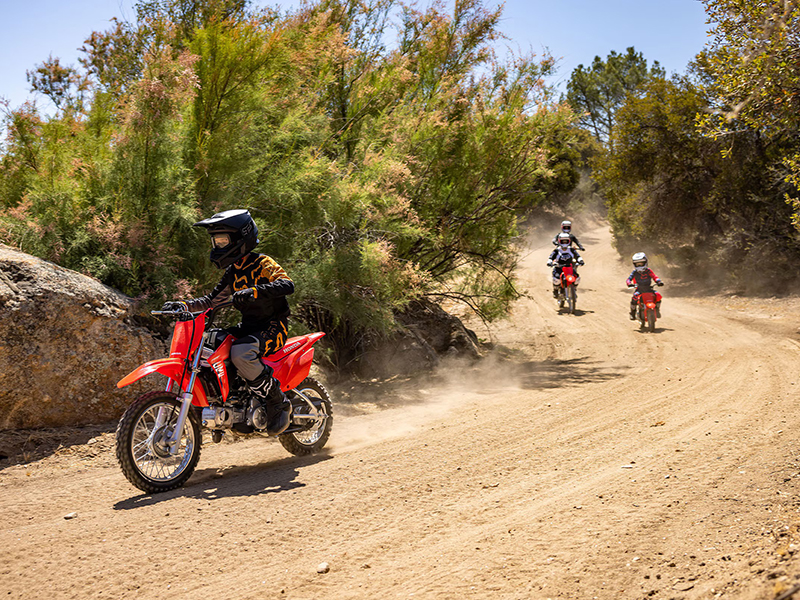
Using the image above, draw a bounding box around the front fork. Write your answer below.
[163,339,205,454]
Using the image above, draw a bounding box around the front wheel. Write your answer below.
[115,391,201,494]
[567,286,577,314]
[647,309,656,332]
[279,377,333,456]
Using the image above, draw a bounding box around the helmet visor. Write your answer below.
[211,233,232,249]
[633,260,647,268]
[559,239,570,246]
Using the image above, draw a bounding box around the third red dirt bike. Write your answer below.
[635,290,662,332]
[115,300,332,493]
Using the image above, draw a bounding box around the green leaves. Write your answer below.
[566,47,665,143]
[0,0,582,366]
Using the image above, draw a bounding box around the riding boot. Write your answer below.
[264,379,292,436]
[629,307,636,320]
[552,286,559,298]
[247,370,292,436]
[656,301,662,318]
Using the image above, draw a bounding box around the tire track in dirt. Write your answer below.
[2,224,800,600]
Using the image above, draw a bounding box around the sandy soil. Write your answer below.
[3,224,800,600]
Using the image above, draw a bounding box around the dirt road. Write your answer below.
[3,224,800,600]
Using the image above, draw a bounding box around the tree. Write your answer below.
[26,56,88,113]
[699,0,800,228]
[565,47,664,143]
[0,0,584,370]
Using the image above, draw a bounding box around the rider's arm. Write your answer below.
[650,269,662,283]
[251,256,295,299]
[184,271,233,311]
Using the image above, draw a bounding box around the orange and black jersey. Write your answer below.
[187,252,294,333]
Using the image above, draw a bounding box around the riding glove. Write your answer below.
[233,288,255,309]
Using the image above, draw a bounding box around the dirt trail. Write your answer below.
[3,224,800,600]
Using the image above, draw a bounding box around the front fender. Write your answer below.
[117,358,186,388]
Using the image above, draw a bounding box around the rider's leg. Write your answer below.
[230,320,291,436]
[629,293,638,320]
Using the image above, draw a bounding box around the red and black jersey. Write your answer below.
[626,268,660,291]
[187,252,294,333]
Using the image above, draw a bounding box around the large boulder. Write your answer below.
[0,245,166,430]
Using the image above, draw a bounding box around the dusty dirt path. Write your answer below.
[3,224,800,600]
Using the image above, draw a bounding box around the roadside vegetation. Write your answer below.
[0,0,585,366]
[569,1,800,292]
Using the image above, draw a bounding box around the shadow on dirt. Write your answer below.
[633,327,674,335]
[556,308,594,317]
[113,452,334,509]
[508,356,630,390]
[0,422,115,471]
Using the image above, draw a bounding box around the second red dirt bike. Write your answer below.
[556,264,579,314]
[115,301,332,494]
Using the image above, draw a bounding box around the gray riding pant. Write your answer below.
[227,319,289,381]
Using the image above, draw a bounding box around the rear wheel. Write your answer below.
[115,391,201,494]
[279,377,333,456]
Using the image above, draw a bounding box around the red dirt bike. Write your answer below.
[633,288,662,332]
[553,261,581,314]
[115,300,332,493]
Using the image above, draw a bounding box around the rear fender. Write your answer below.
[263,332,326,392]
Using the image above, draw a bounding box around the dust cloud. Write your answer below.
[327,354,525,454]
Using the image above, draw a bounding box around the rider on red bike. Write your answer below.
[551,220,585,251]
[626,252,664,320]
[161,209,294,436]
[548,233,584,297]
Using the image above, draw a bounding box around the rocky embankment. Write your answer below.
[0,245,166,430]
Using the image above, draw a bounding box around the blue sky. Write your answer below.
[0,0,710,110]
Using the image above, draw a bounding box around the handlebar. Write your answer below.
[151,299,235,321]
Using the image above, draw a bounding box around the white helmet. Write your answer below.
[561,220,572,233]
[557,233,571,247]
[632,252,648,269]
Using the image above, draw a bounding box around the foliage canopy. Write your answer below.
[0,0,582,367]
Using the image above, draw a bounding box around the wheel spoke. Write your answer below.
[130,402,195,483]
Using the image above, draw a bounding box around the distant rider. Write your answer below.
[548,233,584,297]
[161,209,294,436]
[626,252,664,320]
[552,220,585,251]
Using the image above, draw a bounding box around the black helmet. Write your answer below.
[194,209,258,269]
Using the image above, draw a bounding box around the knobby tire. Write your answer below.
[279,377,333,456]
[115,391,201,494]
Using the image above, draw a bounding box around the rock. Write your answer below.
[398,299,481,360]
[317,562,330,574]
[0,245,167,430]
[352,298,481,379]
[64,512,78,520]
